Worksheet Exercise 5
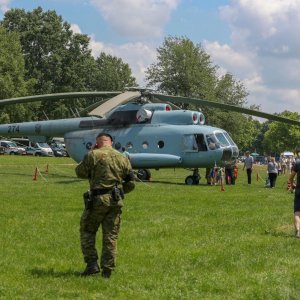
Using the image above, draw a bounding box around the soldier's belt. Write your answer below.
[91,188,112,196]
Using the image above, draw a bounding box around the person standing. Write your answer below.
[281,156,287,175]
[288,149,300,238]
[76,133,135,278]
[121,146,130,160]
[225,162,235,185]
[243,151,254,184]
[267,157,278,188]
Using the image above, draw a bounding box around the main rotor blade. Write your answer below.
[88,91,141,117]
[153,93,300,126]
[0,91,122,106]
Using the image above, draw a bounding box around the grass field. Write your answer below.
[0,155,299,299]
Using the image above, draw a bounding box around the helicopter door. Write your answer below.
[195,134,207,151]
[183,134,207,152]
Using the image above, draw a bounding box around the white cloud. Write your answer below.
[89,34,156,84]
[220,0,300,57]
[204,41,257,79]
[214,0,300,113]
[89,0,180,38]
[70,23,82,34]
[68,23,155,85]
[0,0,10,13]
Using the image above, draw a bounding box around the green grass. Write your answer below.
[0,155,299,299]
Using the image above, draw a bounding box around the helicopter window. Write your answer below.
[215,133,230,147]
[126,142,133,149]
[158,141,164,149]
[142,142,149,149]
[114,142,121,150]
[86,142,92,150]
[223,132,235,146]
[206,134,220,150]
[183,135,197,151]
[195,134,207,151]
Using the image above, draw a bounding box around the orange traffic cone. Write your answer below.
[33,167,38,181]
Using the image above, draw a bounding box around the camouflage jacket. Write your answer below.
[75,145,133,190]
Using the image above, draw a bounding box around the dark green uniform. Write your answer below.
[76,145,134,271]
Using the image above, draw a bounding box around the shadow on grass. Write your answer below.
[146,180,212,186]
[29,267,82,278]
[264,229,295,238]
[54,179,83,184]
[0,171,76,179]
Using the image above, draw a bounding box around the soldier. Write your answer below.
[288,149,300,238]
[76,133,135,278]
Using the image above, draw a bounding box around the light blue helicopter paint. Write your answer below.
[0,103,238,169]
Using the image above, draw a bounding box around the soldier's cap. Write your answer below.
[96,132,113,141]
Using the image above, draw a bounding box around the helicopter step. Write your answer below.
[185,168,201,185]
[136,169,151,181]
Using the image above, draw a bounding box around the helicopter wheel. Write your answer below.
[185,171,200,185]
[185,176,195,185]
[137,169,151,181]
[185,175,199,185]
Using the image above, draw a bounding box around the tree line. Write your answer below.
[0,7,299,155]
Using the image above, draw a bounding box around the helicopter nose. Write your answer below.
[221,148,233,161]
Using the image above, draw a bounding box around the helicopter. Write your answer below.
[0,88,299,184]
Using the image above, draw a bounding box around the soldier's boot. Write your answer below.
[80,262,100,276]
[101,267,112,279]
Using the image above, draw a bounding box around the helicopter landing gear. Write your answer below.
[185,168,201,185]
[137,169,151,181]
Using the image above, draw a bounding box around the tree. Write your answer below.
[146,36,217,99]
[0,26,27,99]
[146,36,255,150]
[93,53,136,91]
[262,111,300,154]
[0,26,35,122]
[1,7,137,120]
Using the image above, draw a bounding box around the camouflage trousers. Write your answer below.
[80,197,122,270]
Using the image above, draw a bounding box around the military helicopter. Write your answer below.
[0,88,299,184]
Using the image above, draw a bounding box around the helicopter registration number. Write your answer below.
[7,125,20,133]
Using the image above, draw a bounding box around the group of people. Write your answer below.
[242,151,298,189]
[242,151,279,188]
[243,149,300,238]
[74,138,300,279]
[206,162,238,186]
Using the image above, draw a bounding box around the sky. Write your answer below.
[0,0,300,114]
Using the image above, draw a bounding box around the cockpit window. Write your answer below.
[206,134,220,150]
[223,132,235,146]
[215,133,230,147]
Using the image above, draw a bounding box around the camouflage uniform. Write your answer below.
[75,145,134,271]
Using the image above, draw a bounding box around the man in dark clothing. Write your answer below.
[288,149,300,238]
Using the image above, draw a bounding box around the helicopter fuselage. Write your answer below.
[0,102,239,169]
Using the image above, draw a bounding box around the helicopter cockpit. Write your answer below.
[183,131,239,162]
